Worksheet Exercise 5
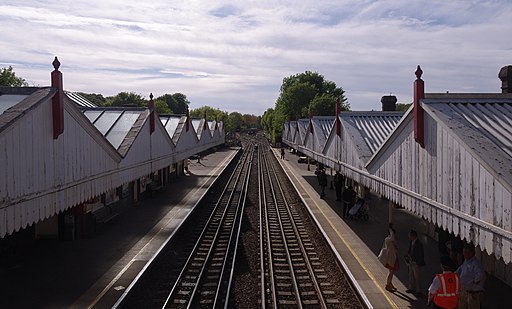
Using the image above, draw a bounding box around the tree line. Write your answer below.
[262,71,412,142]
[262,71,350,142]
[0,66,259,133]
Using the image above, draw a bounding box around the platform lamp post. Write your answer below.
[307,157,310,171]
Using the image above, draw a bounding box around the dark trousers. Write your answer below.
[335,187,341,201]
[343,202,351,218]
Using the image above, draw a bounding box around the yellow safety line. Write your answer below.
[283,158,398,309]
[87,151,237,309]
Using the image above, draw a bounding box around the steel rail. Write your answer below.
[259,145,278,309]
[184,150,251,308]
[161,148,251,308]
[214,146,254,308]
[267,148,328,308]
[261,148,303,308]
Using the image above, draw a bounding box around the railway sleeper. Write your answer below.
[173,299,188,304]
[278,300,298,305]
[276,283,292,287]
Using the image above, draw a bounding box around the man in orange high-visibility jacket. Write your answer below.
[427,256,461,309]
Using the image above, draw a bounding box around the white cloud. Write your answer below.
[1,0,511,114]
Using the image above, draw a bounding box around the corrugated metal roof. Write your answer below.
[341,111,404,154]
[65,91,97,108]
[313,117,335,141]
[297,119,309,143]
[288,121,297,141]
[423,97,512,189]
[442,101,512,157]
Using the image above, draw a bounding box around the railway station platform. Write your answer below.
[273,148,512,309]
[0,147,238,309]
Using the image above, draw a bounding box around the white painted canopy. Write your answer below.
[0,87,224,238]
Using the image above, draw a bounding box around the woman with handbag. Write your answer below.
[378,223,399,292]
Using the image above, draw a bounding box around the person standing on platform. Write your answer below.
[378,223,399,292]
[406,229,425,296]
[280,147,285,159]
[342,185,356,218]
[455,244,485,309]
[334,172,344,201]
[427,256,460,308]
[317,168,327,199]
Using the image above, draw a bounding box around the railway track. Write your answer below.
[161,145,253,308]
[114,147,251,309]
[259,143,339,307]
[116,133,367,308]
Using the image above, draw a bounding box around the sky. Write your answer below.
[1,0,511,115]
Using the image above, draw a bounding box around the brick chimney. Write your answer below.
[499,65,512,94]
[203,110,208,130]
[51,57,64,139]
[381,95,397,111]
[148,93,155,134]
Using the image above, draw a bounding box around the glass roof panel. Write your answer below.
[93,110,123,135]
[106,111,141,149]
[165,117,181,136]
[83,110,104,123]
[0,95,28,114]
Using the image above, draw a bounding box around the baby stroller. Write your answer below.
[348,198,369,221]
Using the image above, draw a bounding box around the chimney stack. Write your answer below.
[499,65,512,94]
[381,95,397,111]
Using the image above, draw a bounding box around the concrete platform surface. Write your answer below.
[0,148,237,309]
[274,148,512,309]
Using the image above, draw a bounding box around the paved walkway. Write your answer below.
[0,148,238,309]
[275,149,512,309]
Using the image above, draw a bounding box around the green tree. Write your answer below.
[242,114,259,128]
[271,71,348,141]
[190,106,228,121]
[309,94,339,116]
[396,103,412,111]
[76,92,107,106]
[106,92,146,107]
[260,108,274,133]
[155,100,171,114]
[156,93,190,114]
[228,112,243,132]
[0,66,28,86]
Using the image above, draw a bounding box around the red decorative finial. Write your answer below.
[149,93,153,100]
[415,65,423,79]
[52,56,60,71]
